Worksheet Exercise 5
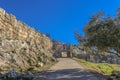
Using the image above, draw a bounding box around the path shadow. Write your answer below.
[41,68,106,80]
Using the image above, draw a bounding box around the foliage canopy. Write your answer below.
[75,8,120,55]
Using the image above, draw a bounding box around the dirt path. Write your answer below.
[34,58,106,80]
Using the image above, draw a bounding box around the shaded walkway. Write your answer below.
[45,69,106,80]
[34,58,106,80]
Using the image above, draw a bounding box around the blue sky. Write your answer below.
[0,0,120,44]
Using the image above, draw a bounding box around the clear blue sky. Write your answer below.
[0,0,120,44]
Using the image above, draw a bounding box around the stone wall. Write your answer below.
[76,53,120,64]
[0,8,54,74]
[52,40,71,58]
[0,8,52,50]
[72,45,120,65]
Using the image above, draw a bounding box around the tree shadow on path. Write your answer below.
[43,68,106,80]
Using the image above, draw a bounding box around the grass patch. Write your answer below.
[73,57,120,75]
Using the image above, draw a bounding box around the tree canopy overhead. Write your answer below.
[75,8,120,55]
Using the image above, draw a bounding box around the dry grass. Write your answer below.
[74,57,120,75]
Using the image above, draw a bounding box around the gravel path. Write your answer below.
[34,58,106,80]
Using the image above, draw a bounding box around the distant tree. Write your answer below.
[45,33,50,38]
[74,30,84,44]
[75,9,120,56]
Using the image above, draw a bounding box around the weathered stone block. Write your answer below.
[0,8,54,74]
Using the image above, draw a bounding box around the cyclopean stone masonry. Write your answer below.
[0,8,54,74]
